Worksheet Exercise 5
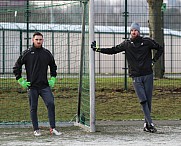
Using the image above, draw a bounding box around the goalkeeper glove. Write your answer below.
[48,77,56,88]
[91,41,100,52]
[18,77,30,88]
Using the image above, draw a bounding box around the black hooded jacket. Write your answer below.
[98,36,164,77]
[13,45,57,89]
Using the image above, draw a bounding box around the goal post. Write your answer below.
[75,0,96,132]
[89,0,96,133]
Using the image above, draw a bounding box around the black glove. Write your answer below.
[91,41,100,52]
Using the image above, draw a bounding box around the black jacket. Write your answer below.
[98,36,164,77]
[13,45,57,89]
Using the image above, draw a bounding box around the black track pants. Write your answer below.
[28,87,55,130]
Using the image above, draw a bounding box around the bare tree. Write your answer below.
[147,0,164,78]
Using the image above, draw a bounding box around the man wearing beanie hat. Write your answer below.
[130,22,140,32]
[91,22,164,133]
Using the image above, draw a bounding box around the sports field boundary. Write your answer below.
[0,120,180,129]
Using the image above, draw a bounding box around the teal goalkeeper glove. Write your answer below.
[48,77,56,88]
[18,77,31,88]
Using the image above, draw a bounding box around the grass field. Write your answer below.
[0,77,181,123]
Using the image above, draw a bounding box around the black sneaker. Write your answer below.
[143,124,157,133]
[148,125,157,133]
[143,123,150,132]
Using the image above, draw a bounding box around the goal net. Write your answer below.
[0,0,95,132]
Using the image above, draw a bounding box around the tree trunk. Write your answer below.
[147,0,164,78]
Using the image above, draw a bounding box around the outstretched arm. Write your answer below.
[91,41,126,55]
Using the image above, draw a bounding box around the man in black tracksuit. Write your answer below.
[13,32,61,136]
[91,22,164,133]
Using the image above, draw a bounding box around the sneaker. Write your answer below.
[50,128,62,136]
[34,130,41,136]
[148,125,157,133]
[143,123,150,132]
[143,123,157,133]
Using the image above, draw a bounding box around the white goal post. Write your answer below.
[72,0,96,132]
[89,0,96,132]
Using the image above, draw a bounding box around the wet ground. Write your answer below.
[0,120,180,146]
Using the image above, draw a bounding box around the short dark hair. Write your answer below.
[33,32,43,38]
